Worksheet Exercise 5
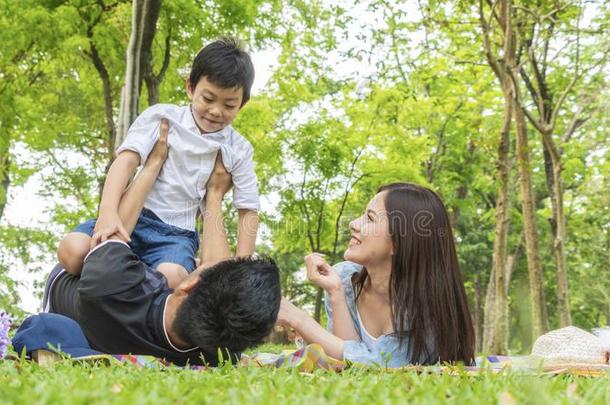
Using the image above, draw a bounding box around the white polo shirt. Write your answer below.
[116,104,259,231]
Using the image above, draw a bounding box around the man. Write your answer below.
[42,120,280,366]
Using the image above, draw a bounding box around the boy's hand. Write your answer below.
[304,253,342,294]
[91,212,130,248]
[205,153,233,201]
[147,119,170,165]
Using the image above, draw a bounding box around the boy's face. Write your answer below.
[186,76,243,133]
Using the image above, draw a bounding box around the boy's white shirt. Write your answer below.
[116,104,260,231]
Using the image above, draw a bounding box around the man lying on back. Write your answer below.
[42,120,280,366]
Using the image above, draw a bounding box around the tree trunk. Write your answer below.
[314,286,324,323]
[513,102,548,339]
[139,0,171,106]
[551,156,571,326]
[542,139,571,326]
[144,31,171,106]
[479,0,515,354]
[474,275,483,353]
[89,41,117,158]
[485,91,513,354]
[0,136,10,221]
[117,0,145,146]
[483,235,522,352]
[117,0,161,146]
[482,264,495,352]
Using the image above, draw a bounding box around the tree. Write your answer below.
[117,0,162,146]
[479,0,549,344]
[507,1,609,327]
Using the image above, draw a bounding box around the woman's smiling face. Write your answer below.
[344,192,394,267]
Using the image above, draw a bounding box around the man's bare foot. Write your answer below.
[147,119,170,166]
[205,153,232,199]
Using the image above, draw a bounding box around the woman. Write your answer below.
[278,183,475,367]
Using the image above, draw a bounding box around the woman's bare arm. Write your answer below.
[278,298,345,359]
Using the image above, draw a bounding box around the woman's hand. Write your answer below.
[304,253,342,294]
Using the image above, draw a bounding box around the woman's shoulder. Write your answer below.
[332,261,363,281]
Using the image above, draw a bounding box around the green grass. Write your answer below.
[2,356,610,404]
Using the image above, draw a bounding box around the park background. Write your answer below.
[0,0,608,357]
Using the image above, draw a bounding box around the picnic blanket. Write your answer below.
[12,344,609,377]
[6,313,609,376]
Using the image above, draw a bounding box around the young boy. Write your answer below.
[57,37,260,288]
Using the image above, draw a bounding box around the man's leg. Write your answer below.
[198,154,233,270]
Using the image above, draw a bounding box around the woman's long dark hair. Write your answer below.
[353,183,475,364]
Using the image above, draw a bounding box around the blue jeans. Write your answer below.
[73,208,199,273]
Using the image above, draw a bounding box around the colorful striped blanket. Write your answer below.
[22,344,610,376]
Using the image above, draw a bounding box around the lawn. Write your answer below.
[1,344,609,405]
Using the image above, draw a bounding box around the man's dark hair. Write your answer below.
[173,256,280,362]
[188,37,255,107]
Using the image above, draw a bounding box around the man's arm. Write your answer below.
[110,120,169,238]
[235,209,259,257]
[198,155,233,269]
[91,151,140,246]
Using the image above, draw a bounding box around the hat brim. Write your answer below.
[57,346,105,358]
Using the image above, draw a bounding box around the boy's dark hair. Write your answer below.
[189,37,255,107]
[173,256,281,361]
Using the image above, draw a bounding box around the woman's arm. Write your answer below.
[326,288,360,341]
[278,298,345,359]
[281,297,404,366]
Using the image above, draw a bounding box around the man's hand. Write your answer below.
[91,119,170,249]
[276,297,302,329]
[205,153,233,201]
[147,119,170,166]
[91,211,130,248]
[304,253,342,294]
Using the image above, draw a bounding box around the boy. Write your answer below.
[58,37,259,288]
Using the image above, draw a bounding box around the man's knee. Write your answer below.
[156,263,189,288]
[58,233,91,275]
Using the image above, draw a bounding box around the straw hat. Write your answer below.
[531,326,609,366]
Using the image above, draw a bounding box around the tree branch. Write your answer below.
[298,167,315,251]
[331,148,366,259]
[479,0,504,81]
